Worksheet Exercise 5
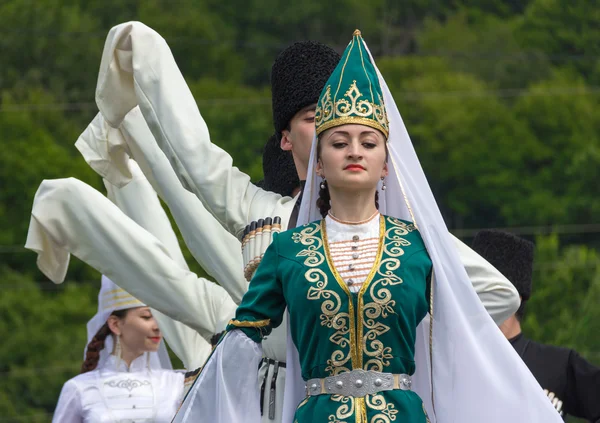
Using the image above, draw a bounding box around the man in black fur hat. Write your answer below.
[472,230,600,422]
[271,41,340,186]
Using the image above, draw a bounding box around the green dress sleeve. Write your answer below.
[226,232,286,342]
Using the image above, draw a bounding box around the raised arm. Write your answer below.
[104,162,219,370]
[451,234,520,325]
[95,21,294,239]
[76,110,247,303]
[25,178,236,342]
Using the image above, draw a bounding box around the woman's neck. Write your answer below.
[113,342,144,368]
[120,350,144,368]
[329,188,378,223]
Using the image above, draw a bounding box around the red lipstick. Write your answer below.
[344,164,365,171]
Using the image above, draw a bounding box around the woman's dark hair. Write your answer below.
[315,132,387,218]
[80,309,128,373]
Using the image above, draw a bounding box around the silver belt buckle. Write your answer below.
[306,370,409,398]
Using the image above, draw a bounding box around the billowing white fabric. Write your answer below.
[25,178,236,342]
[76,109,248,304]
[102,165,211,370]
[173,331,263,423]
[96,22,298,241]
[286,39,563,422]
[85,275,172,371]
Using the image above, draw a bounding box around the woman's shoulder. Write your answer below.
[269,219,324,260]
[61,369,97,391]
[274,219,323,242]
[381,215,426,247]
[382,215,417,230]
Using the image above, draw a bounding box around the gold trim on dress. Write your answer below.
[322,215,386,371]
[322,218,359,368]
[357,216,386,369]
[429,268,435,415]
[228,319,271,328]
[356,396,367,423]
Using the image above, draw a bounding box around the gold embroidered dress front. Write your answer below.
[229,215,432,423]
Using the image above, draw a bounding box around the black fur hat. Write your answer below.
[271,41,341,139]
[261,133,300,197]
[471,230,534,300]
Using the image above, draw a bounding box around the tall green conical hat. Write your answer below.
[315,30,389,138]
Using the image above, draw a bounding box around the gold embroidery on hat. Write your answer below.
[316,81,389,137]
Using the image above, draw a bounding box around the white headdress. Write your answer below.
[85,275,172,370]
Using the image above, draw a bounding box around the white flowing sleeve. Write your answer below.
[451,234,520,325]
[104,163,214,370]
[77,108,248,303]
[25,178,236,341]
[52,379,82,423]
[95,21,295,240]
[173,330,263,423]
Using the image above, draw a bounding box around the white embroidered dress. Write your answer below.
[52,354,184,423]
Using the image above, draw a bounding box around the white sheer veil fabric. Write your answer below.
[85,275,172,371]
[283,40,563,422]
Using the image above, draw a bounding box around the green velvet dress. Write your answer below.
[228,215,432,423]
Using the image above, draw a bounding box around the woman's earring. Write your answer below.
[381,177,387,191]
[115,334,122,367]
[320,178,327,190]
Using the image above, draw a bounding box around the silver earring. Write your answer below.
[115,334,122,367]
[320,178,327,190]
[381,177,386,191]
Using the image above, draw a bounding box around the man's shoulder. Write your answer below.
[525,338,573,364]
[382,215,426,249]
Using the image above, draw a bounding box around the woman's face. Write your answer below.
[109,307,162,355]
[316,124,388,192]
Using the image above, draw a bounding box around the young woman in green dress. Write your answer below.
[173,30,564,423]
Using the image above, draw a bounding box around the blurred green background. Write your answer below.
[0,0,598,421]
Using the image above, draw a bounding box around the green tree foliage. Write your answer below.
[517,0,600,80]
[511,71,600,226]
[0,267,98,419]
[0,0,599,419]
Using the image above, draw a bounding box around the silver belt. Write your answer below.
[306,370,412,398]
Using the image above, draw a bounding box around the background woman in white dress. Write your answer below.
[52,276,184,423]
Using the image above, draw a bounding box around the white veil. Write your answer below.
[283,39,562,422]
